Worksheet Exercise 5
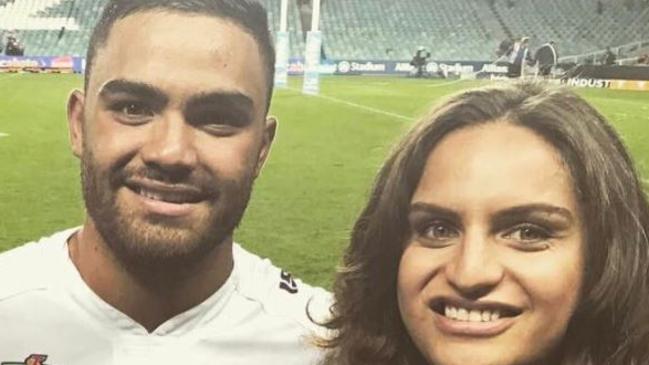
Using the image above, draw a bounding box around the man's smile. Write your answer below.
[123,177,210,216]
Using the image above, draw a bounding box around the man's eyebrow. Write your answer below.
[98,79,169,105]
[184,92,255,125]
[493,204,575,224]
[185,92,254,112]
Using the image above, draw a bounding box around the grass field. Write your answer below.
[1,73,648,288]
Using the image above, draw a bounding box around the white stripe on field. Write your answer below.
[286,87,412,122]
[0,133,9,138]
[0,72,21,78]
[424,79,467,88]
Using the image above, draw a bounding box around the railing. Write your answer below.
[559,40,649,65]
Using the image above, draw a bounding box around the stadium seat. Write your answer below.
[0,0,647,62]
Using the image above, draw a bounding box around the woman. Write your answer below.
[319,81,649,365]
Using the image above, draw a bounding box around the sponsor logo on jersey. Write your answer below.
[2,354,50,365]
[279,270,299,294]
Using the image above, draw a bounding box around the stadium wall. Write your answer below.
[0,55,83,73]
[2,55,647,92]
[287,58,507,78]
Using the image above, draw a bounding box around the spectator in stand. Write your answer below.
[604,47,617,65]
[5,35,25,56]
[496,38,514,60]
[637,54,649,65]
[534,41,558,77]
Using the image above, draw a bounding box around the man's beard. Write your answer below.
[80,148,254,285]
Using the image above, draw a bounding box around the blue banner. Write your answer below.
[286,58,504,78]
[0,55,85,73]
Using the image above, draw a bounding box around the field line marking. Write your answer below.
[0,132,9,138]
[0,73,22,85]
[424,79,467,88]
[285,87,412,122]
[0,73,21,81]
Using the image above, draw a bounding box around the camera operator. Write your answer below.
[410,46,430,78]
[5,35,25,56]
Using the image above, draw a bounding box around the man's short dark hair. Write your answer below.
[86,0,275,112]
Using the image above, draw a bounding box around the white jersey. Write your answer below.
[0,228,331,365]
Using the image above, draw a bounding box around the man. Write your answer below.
[410,46,430,78]
[5,35,25,56]
[534,41,558,78]
[604,46,617,65]
[0,1,329,364]
[508,36,532,78]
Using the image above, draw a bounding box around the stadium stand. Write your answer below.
[0,0,647,62]
[0,0,304,57]
[491,0,649,57]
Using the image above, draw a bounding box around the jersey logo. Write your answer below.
[2,354,50,365]
[279,270,299,294]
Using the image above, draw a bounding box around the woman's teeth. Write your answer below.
[444,306,501,322]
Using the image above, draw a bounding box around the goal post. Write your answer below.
[302,0,322,95]
[274,0,290,88]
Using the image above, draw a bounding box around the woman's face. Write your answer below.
[397,122,584,365]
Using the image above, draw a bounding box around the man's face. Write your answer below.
[68,11,275,271]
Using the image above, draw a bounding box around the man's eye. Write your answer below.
[202,124,237,137]
[110,101,154,123]
[120,102,153,117]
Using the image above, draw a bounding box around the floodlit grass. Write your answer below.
[1,73,648,288]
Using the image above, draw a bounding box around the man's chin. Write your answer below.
[94,212,226,274]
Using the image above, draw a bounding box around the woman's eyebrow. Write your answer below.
[492,204,575,225]
[409,202,461,222]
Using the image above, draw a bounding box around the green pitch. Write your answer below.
[1,74,648,288]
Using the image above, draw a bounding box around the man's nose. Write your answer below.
[140,112,198,173]
[444,232,505,299]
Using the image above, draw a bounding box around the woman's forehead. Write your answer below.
[411,122,578,216]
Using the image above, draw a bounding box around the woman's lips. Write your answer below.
[430,297,522,337]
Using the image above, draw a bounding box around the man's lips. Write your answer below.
[123,178,210,217]
[124,178,207,204]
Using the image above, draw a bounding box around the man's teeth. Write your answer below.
[140,189,165,202]
[137,188,194,204]
[443,306,501,322]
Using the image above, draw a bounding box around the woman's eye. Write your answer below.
[425,224,456,239]
[417,221,459,243]
[504,224,553,249]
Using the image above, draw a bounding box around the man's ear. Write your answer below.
[67,89,85,158]
[255,116,278,177]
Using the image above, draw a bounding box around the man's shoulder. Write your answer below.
[0,228,74,302]
[232,243,332,332]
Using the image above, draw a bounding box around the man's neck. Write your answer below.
[68,219,234,333]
